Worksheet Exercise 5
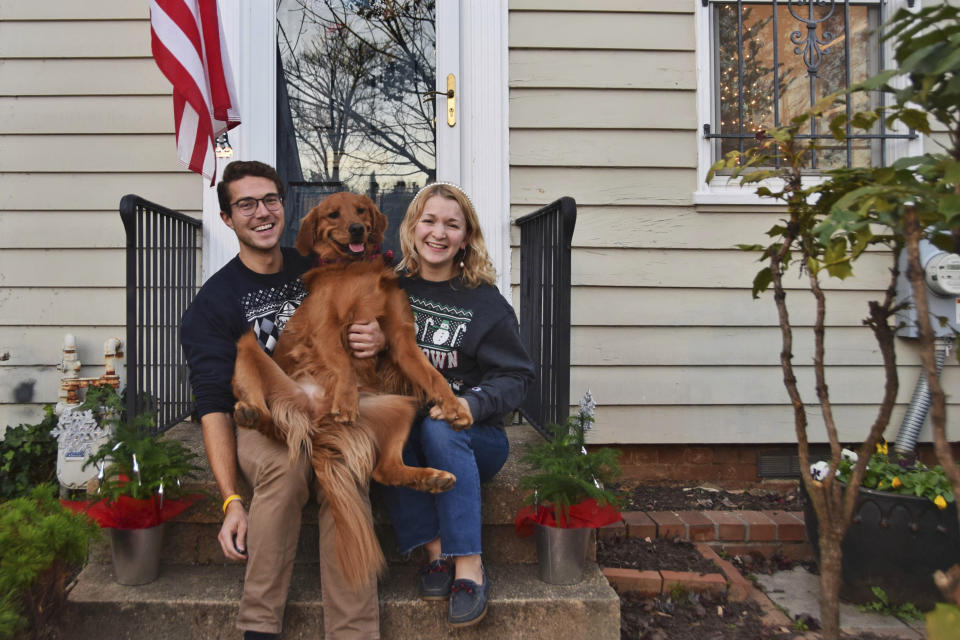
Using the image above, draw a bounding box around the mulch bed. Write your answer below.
[616,589,890,640]
[621,482,803,513]
[598,535,720,575]
[603,483,890,639]
[618,590,794,640]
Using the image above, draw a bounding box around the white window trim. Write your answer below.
[693,0,922,206]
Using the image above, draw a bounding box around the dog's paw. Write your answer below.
[418,470,456,494]
[444,401,473,431]
[234,402,260,428]
[329,403,357,425]
[449,412,472,430]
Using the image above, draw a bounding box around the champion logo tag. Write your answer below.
[471,386,482,393]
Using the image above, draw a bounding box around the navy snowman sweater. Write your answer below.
[398,275,535,428]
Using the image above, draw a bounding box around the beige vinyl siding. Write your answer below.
[0,4,199,431]
[508,0,951,445]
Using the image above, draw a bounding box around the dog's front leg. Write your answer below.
[310,319,361,424]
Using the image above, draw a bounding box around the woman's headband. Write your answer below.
[412,181,475,212]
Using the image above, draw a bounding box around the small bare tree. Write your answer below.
[710,6,960,638]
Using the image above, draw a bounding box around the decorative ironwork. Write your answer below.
[788,0,837,77]
[705,0,916,170]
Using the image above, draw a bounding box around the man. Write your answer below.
[181,160,384,640]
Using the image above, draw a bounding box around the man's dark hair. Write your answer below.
[217,160,285,215]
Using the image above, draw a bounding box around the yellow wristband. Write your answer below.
[222,494,243,513]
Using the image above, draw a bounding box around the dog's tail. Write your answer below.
[311,415,384,589]
[270,386,317,464]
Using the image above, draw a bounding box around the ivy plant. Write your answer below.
[0,408,58,501]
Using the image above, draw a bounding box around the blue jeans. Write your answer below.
[376,416,509,557]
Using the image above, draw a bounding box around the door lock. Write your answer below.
[422,74,456,127]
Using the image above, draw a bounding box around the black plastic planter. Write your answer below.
[803,485,960,610]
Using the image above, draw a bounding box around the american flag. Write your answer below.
[150,0,240,184]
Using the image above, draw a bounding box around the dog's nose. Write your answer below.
[349,223,365,237]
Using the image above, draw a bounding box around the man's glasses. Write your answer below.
[230,193,283,217]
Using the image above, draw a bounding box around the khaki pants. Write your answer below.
[236,427,380,639]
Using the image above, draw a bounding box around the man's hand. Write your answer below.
[348,319,386,358]
[218,500,249,561]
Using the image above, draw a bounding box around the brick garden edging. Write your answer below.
[598,508,807,626]
[603,509,811,560]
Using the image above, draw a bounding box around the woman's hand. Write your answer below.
[348,319,386,358]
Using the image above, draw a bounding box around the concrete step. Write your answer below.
[62,561,620,640]
[151,420,555,566]
[86,517,544,567]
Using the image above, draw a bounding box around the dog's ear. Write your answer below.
[295,206,320,256]
[362,195,387,245]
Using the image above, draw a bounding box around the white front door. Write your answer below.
[205,0,509,293]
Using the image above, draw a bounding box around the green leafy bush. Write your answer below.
[0,484,99,639]
[0,408,58,501]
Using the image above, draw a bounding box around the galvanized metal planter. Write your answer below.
[109,523,166,586]
[535,523,591,585]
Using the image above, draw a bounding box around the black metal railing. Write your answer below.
[514,197,577,438]
[120,195,202,434]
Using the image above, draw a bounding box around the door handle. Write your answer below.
[422,74,456,127]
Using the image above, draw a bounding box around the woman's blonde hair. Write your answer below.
[396,182,497,288]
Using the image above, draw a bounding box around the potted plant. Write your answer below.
[514,391,624,584]
[59,385,200,585]
[805,443,959,609]
[708,5,960,636]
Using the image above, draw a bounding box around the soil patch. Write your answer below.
[598,535,720,574]
[616,589,891,640]
[621,482,803,512]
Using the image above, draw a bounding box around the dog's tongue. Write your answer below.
[349,243,364,254]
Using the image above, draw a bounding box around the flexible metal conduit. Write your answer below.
[894,338,952,454]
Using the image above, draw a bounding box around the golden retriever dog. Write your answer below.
[230,191,472,589]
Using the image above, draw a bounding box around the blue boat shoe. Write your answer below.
[418,558,454,600]
[448,567,489,627]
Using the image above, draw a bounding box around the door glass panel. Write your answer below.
[276,0,437,255]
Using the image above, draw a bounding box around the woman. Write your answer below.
[378,182,535,628]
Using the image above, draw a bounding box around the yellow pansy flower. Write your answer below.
[934,495,947,510]
[891,477,901,489]
[877,481,886,490]
[876,441,889,455]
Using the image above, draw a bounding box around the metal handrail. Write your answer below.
[514,197,577,437]
[119,194,202,433]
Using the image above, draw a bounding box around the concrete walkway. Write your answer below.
[757,566,927,638]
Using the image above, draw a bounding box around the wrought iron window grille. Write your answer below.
[703,0,917,171]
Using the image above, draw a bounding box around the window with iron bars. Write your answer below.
[703,0,917,175]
